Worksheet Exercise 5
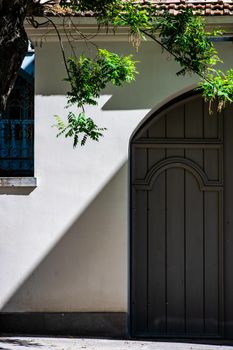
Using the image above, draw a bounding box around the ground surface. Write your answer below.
[0,337,233,350]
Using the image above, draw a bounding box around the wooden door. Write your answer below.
[130,92,226,338]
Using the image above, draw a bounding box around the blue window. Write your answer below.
[0,48,34,177]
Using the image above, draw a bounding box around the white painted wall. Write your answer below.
[0,31,232,312]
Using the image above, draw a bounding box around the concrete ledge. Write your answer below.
[0,312,128,338]
[0,177,37,187]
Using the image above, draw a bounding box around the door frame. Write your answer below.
[129,89,224,339]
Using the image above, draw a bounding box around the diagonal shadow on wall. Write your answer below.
[1,161,128,314]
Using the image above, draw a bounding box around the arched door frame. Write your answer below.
[129,89,224,338]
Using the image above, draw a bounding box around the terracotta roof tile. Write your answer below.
[46,1,233,16]
[142,0,233,15]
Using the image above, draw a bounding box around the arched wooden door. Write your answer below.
[130,92,233,339]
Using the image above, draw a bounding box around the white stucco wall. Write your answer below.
[0,25,232,312]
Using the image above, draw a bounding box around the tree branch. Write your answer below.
[0,0,29,112]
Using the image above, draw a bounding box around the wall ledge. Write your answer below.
[0,177,37,187]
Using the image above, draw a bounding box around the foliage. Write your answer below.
[66,49,137,107]
[1,1,233,146]
[96,0,154,49]
[55,112,106,147]
[155,10,221,76]
[55,49,137,146]
[154,11,231,113]
[55,0,233,145]
[97,1,232,113]
[200,69,233,111]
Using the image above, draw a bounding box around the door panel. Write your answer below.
[148,172,166,333]
[185,171,204,335]
[166,168,185,334]
[204,191,220,335]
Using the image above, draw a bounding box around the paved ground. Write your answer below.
[0,337,233,350]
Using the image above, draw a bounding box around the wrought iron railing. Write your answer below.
[0,119,33,176]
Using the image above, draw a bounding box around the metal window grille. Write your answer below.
[0,73,34,177]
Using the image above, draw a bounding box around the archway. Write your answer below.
[130,91,233,339]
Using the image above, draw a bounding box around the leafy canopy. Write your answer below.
[55,0,233,146]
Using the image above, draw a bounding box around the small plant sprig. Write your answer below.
[55,112,106,147]
[55,48,137,147]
